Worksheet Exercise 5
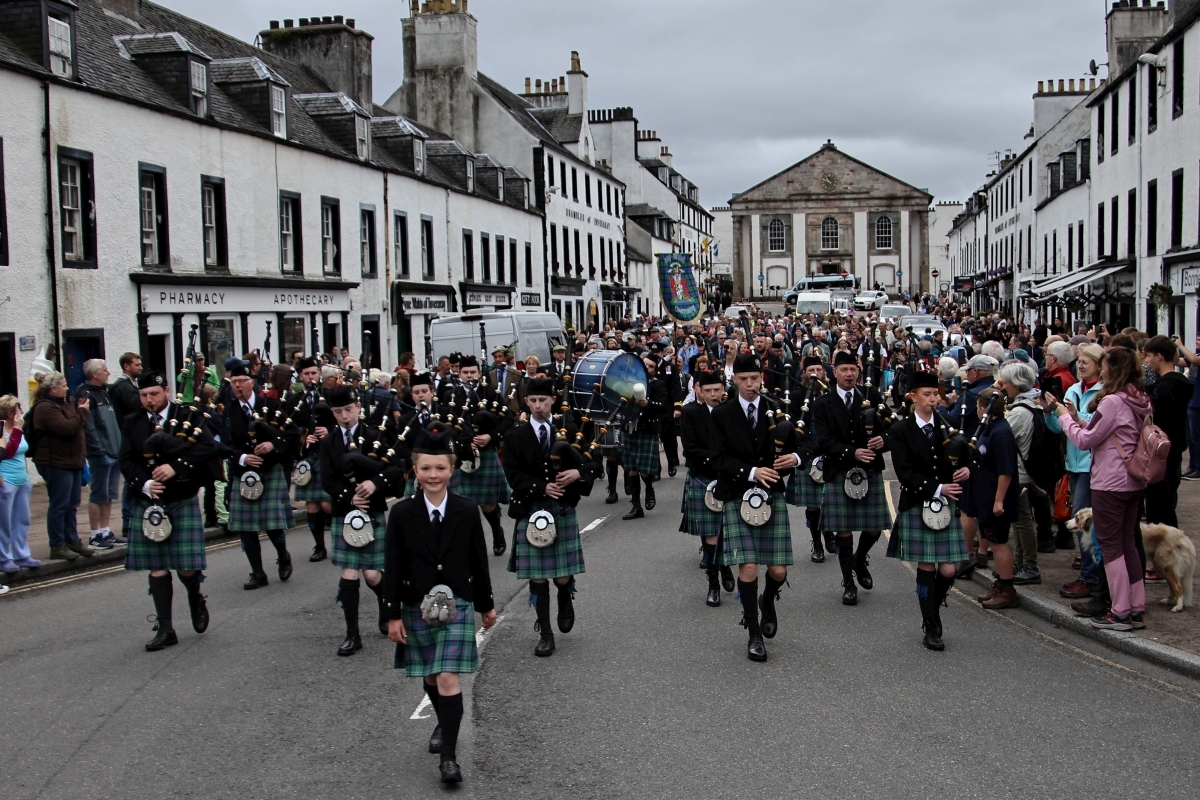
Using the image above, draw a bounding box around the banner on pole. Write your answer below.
[657,253,703,324]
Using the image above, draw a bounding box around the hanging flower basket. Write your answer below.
[1148,282,1174,310]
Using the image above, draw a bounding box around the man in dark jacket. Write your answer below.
[78,359,125,549]
[1143,336,1191,526]
[109,352,143,540]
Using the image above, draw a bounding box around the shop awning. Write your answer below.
[1026,261,1131,298]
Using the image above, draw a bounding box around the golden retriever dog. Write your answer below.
[1140,522,1195,613]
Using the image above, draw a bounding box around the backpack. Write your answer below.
[20,399,45,454]
[1108,411,1170,485]
[1013,400,1064,490]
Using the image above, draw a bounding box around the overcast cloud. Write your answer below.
[162,0,1108,208]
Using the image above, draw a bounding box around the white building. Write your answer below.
[0,0,544,401]
[927,201,964,294]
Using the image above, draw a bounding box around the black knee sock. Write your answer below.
[856,531,881,562]
[307,512,325,550]
[606,461,619,490]
[149,573,173,631]
[738,578,760,635]
[805,508,822,541]
[531,582,552,633]
[240,531,265,574]
[932,571,955,606]
[642,474,654,489]
[424,681,441,715]
[267,530,289,558]
[837,538,855,581]
[701,541,717,569]
[916,569,935,618]
[482,507,504,538]
[365,577,384,619]
[763,572,785,610]
[627,475,641,504]
[178,571,203,603]
[437,692,464,759]
[338,577,360,636]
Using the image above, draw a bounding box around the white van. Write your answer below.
[792,291,832,315]
[429,312,568,365]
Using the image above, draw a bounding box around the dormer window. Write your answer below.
[190,61,208,117]
[466,159,475,193]
[270,85,287,138]
[413,139,425,175]
[48,15,73,78]
[355,116,370,160]
[497,171,505,201]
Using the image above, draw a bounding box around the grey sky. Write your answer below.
[163,0,1108,208]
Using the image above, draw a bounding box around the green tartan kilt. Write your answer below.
[887,504,970,564]
[227,463,295,532]
[785,469,826,507]
[508,502,584,580]
[291,455,329,502]
[403,475,418,498]
[125,495,207,572]
[330,511,387,570]
[721,493,793,567]
[450,449,510,505]
[621,431,661,479]
[683,473,722,538]
[821,471,892,533]
[396,599,479,677]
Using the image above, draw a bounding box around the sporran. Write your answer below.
[142,504,173,543]
[844,467,869,500]
[291,460,313,487]
[921,497,952,531]
[739,487,772,527]
[809,455,826,484]
[341,509,375,547]
[420,584,456,626]
[704,480,724,513]
[239,470,264,501]
[526,509,558,548]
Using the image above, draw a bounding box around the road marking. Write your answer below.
[407,615,506,721]
[410,697,432,720]
[581,515,608,534]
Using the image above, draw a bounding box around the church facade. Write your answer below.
[729,141,933,301]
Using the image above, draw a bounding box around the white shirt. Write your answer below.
[836,385,855,407]
[735,393,800,481]
[531,418,553,447]
[423,492,448,523]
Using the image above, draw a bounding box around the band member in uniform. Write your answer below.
[396,373,440,498]
[384,423,496,785]
[659,349,686,478]
[885,371,972,650]
[785,355,832,562]
[711,353,802,661]
[293,358,334,561]
[320,385,404,656]
[812,350,892,606]
[225,363,297,589]
[447,356,512,555]
[680,370,736,606]
[620,357,667,520]
[504,377,599,656]
[120,372,220,650]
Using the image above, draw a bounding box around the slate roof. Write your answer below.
[209,56,288,86]
[530,107,582,143]
[116,31,208,59]
[625,203,671,219]
[371,116,426,139]
[293,92,368,117]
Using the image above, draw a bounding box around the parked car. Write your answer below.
[724,304,753,319]
[880,303,912,320]
[854,290,888,310]
[791,291,832,315]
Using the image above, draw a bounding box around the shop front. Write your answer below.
[1166,249,1200,341]
[132,274,358,381]
[460,282,515,313]
[394,280,456,367]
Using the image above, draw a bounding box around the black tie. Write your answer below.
[539,423,550,456]
[845,392,853,412]
[923,423,935,441]
[431,509,442,527]
[344,428,352,448]
[242,402,253,419]
[746,402,756,431]
[307,391,316,410]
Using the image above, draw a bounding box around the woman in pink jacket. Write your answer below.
[1045,347,1151,631]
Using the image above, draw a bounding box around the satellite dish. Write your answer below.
[1089,59,1100,76]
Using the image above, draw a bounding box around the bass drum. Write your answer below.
[568,351,648,423]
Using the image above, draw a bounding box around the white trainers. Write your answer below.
[0,585,10,596]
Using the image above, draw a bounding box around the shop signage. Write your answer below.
[400,293,449,313]
[953,276,974,292]
[466,290,513,308]
[1180,266,1200,294]
[712,265,732,275]
[520,292,542,307]
[141,285,350,313]
[19,336,35,351]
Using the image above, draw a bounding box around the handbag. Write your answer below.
[1052,474,1072,523]
[1106,409,1169,485]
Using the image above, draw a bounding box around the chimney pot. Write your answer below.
[283,18,294,27]
[298,17,307,26]
[1090,77,1097,89]
[1058,79,1065,92]
[571,50,581,71]
[1038,80,1044,92]
[536,78,542,92]
[1069,78,1075,91]
[334,14,344,24]
[525,77,531,93]
[322,16,333,24]
[270,20,280,29]
[411,0,418,13]
[561,75,566,89]
[346,18,355,28]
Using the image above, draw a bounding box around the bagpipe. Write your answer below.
[452,380,517,474]
[139,399,219,542]
[857,348,898,438]
[934,409,979,472]
[338,410,402,547]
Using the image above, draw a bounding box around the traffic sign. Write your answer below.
[931,269,940,278]
[896,270,903,278]
[840,270,849,278]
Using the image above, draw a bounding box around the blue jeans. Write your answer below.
[120,479,134,535]
[35,464,82,547]
[0,480,33,562]
[1188,406,1200,474]
[1068,470,1100,584]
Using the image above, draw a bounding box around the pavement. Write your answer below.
[3,468,1200,798]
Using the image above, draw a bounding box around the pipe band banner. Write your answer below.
[658,253,703,324]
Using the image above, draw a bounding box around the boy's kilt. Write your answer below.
[887,503,969,564]
[683,472,722,538]
[403,475,418,498]
[125,495,207,572]
[721,492,793,567]
[621,431,661,479]
[785,469,825,507]
[820,470,892,533]
[227,463,294,532]
[292,455,329,502]
[450,449,510,505]
[508,502,584,580]
[396,599,479,677]
[330,511,387,570]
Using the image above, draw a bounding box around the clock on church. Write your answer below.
[821,173,838,192]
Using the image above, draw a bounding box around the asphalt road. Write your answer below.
[2,473,1200,799]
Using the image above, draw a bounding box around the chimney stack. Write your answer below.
[260,17,375,111]
[400,1,480,149]
[1107,0,1169,75]
[567,51,588,115]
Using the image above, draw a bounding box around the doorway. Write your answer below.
[206,318,236,380]
[62,328,105,394]
[361,315,380,371]
[146,334,169,375]
[0,333,16,398]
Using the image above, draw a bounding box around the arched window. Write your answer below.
[875,215,893,249]
[767,219,785,252]
[821,217,840,250]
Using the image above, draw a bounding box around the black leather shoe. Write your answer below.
[855,558,874,590]
[277,554,293,582]
[337,634,362,656]
[188,593,209,634]
[759,593,779,639]
[492,534,507,557]
[439,756,463,784]
[644,483,656,510]
[922,621,945,651]
[622,503,644,520]
[706,584,721,607]
[811,544,826,563]
[557,591,575,633]
[243,572,268,590]
[309,547,327,562]
[428,725,444,754]
[534,632,556,657]
[145,625,178,651]
[720,566,736,594]
[842,579,858,606]
[605,487,619,504]
[746,633,767,662]
[668,466,677,478]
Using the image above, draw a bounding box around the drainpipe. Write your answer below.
[42,82,62,369]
